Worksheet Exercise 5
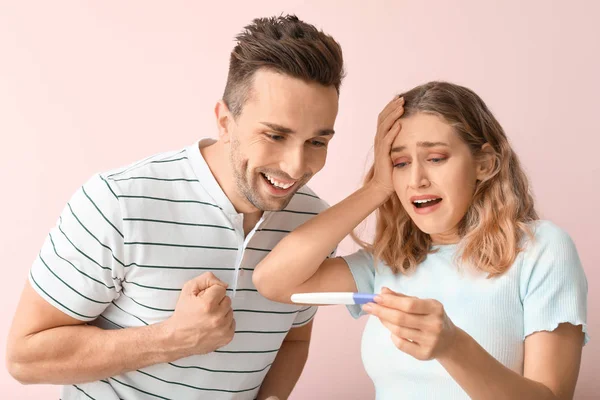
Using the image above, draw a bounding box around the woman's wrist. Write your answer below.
[363,180,394,203]
[436,327,469,366]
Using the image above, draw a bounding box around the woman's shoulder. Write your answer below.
[524,220,576,253]
[519,219,584,280]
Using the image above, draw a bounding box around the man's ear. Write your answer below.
[476,143,496,181]
[215,100,235,144]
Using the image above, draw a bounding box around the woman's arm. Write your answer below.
[364,288,584,400]
[438,323,583,399]
[253,96,405,303]
[254,184,388,303]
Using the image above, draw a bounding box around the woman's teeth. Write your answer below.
[413,198,442,208]
[263,173,294,189]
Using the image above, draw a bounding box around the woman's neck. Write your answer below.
[430,228,460,245]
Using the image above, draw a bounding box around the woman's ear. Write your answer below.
[476,143,496,181]
[214,100,235,144]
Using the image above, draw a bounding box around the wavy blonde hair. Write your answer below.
[354,81,538,276]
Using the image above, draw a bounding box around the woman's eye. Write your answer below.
[429,157,446,163]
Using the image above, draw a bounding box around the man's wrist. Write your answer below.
[151,320,189,363]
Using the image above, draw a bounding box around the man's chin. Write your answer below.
[252,189,297,211]
[250,177,304,209]
[257,196,294,212]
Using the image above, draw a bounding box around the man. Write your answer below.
[6,14,344,399]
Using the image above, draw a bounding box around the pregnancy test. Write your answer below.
[290,292,376,305]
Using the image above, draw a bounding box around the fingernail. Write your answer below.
[363,304,372,312]
[374,295,383,303]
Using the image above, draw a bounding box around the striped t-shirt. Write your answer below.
[29,138,329,400]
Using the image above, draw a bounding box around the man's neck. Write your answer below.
[242,212,263,237]
[200,141,263,236]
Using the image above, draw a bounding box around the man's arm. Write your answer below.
[6,273,233,385]
[256,320,314,400]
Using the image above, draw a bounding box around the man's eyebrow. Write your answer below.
[260,122,294,134]
[260,122,335,136]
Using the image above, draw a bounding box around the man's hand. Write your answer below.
[162,272,235,358]
[6,272,235,384]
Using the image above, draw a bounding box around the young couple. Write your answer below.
[8,14,587,400]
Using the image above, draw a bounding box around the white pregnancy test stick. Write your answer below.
[290,292,376,305]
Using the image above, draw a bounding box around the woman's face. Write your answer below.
[390,112,487,244]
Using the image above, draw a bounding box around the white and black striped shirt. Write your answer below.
[30,139,331,399]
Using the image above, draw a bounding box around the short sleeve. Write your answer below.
[29,174,125,321]
[342,249,377,319]
[292,305,318,328]
[328,246,337,259]
[520,221,589,344]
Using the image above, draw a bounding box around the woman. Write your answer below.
[253,81,588,399]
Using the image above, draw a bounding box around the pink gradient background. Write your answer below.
[1,1,598,399]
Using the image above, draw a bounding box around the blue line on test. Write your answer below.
[352,293,376,304]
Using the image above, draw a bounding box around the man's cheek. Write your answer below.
[312,154,327,174]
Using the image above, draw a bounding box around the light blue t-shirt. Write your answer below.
[343,220,588,400]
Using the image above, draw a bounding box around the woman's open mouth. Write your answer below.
[413,198,442,209]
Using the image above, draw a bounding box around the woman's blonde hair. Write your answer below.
[355,81,538,276]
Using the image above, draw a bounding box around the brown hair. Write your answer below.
[223,14,345,117]
[355,81,538,276]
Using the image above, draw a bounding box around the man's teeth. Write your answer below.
[264,174,294,189]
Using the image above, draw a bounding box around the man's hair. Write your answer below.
[223,14,345,117]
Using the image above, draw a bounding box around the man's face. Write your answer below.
[222,69,339,211]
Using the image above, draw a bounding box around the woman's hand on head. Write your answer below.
[369,96,405,197]
[363,287,458,361]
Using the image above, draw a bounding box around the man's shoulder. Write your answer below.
[99,146,195,193]
[101,147,190,180]
[77,145,214,218]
